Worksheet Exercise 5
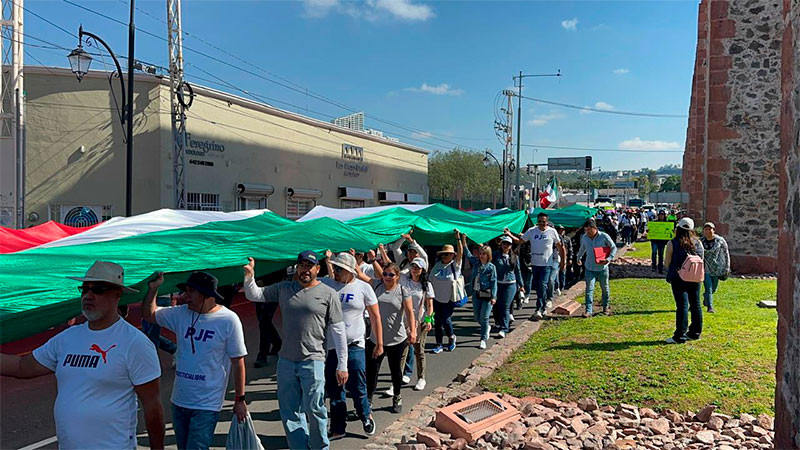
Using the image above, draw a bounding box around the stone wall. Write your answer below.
[775,0,800,447]
[683,0,783,273]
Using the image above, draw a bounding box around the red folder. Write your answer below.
[593,246,611,263]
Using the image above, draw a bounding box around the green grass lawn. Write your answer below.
[623,241,653,259]
[482,278,777,415]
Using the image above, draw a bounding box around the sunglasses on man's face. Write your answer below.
[333,266,346,273]
[78,284,115,295]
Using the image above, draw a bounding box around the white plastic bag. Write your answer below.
[226,414,265,450]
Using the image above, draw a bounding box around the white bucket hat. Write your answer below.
[330,252,357,274]
[67,260,139,293]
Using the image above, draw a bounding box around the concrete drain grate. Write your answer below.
[435,393,521,442]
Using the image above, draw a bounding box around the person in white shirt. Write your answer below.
[505,212,566,319]
[143,271,247,450]
[322,251,384,439]
[388,231,429,274]
[1,261,165,450]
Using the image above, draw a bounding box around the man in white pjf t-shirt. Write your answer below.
[322,251,384,439]
[506,212,566,319]
[0,261,165,449]
[143,271,248,450]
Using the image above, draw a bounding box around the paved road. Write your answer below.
[1,296,545,449]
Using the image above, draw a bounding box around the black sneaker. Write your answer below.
[328,431,346,441]
[347,410,359,422]
[253,357,267,369]
[391,395,403,414]
[363,416,376,435]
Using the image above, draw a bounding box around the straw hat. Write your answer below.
[437,244,456,254]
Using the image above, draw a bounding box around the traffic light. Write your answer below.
[585,156,593,171]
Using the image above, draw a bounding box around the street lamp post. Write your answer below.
[68,2,135,217]
[483,150,504,206]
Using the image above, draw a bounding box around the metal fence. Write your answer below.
[429,196,497,211]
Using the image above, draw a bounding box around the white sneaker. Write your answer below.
[556,289,562,296]
[414,378,427,391]
[402,375,411,384]
[546,301,553,310]
[523,298,530,304]
[534,311,543,320]
[479,340,487,349]
[497,330,506,339]
[384,386,394,397]
[509,314,515,322]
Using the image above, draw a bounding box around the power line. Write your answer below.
[57,0,483,151]
[518,94,688,118]
[521,143,684,153]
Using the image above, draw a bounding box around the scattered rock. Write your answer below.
[396,444,427,450]
[756,413,774,431]
[695,430,715,444]
[523,438,554,450]
[748,425,769,437]
[695,405,717,422]
[448,438,468,450]
[416,428,441,448]
[739,413,756,425]
[648,418,670,435]
[639,408,658,419]
[577,397,598,412]
[571,417,588,434]
[707,415,725,431]
[542,398,562,408]
[663,409,683,423]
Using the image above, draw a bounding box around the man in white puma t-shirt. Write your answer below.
[0,261,164,449]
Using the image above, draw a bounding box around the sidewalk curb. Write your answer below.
[366,281,587,449]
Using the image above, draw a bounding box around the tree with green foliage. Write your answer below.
[428,149,502,200]
[659,175,682,192]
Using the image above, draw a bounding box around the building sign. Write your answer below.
[186,133,225,160]
[189,159,214,167]
[342,144,364,161]
[336,160,369,178]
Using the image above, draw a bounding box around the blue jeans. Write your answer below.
[585,267,610,314]
[703,274,720,309]
[531,265,551,311]
[433,301,455,344]
[651,241,666,272]
[472,296,493,340]
[172,404,220,450]
[671,279,703,342]
[558,269,566,291]
[518,264,533,309]
[547,266,559,300]
[493,283,517,333]
[325,346,369,435]
[142,320,177,354]
[277,357,328,450]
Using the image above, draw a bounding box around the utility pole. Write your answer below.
[168,0,190,209]
[513,70,560,210]
[503,90,514,208]
[0,0,24,228]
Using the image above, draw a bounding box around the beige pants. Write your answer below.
[411,318,430,379]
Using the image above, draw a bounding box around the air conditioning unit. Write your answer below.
[59,205,103,227]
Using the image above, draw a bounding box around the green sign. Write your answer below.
[648,221,675,240]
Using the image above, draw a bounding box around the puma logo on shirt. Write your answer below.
[89,344,117,364]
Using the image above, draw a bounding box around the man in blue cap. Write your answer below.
[244,250,348,450]
[143,271,248,450]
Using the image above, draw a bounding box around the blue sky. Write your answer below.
[25,0,698,170]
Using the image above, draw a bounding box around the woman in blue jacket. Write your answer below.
[467,245,497,350]
[493,236,525,339]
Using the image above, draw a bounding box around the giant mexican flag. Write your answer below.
[0,204,529,343]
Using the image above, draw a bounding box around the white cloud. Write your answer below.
[580,101,615,114]
[527,112,565,126]
[373,0,434,21]
[301,0,433,21]
[561,18,578,31]
[404,83,463,96]
[613,68,630,75]
[618,137,681,151]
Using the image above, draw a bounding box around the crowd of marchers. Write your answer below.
[0,208,730,450]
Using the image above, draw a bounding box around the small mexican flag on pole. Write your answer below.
[539,176,559,209]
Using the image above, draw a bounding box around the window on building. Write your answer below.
[340,199,365,209]
[187,193,221,211]
[286,199,314,220]
[238,197,267,211]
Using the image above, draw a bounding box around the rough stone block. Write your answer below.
[434,393,521,443]
[551,301,581,316]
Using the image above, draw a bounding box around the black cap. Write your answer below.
[177,271,223,301]
[297,250,319,265]
[584,218,598,228]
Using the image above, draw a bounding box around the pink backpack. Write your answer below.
[678,254,705,283]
